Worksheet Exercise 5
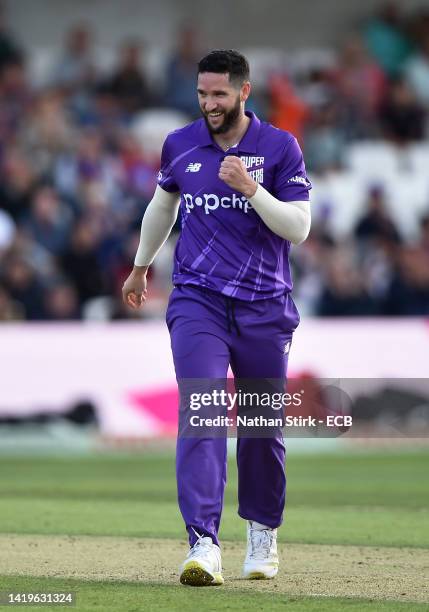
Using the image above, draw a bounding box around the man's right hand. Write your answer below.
[122,266,148,309]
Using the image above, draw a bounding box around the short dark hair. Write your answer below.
[197,49,250,86]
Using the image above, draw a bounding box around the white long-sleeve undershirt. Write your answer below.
[248,184,311,244]
[134,185,180,267]
[134,184,311,267]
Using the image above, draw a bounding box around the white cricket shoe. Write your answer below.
[180,531,224,586]
[243,520,279,579]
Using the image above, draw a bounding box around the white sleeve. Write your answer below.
[248,184,311,244]
[134,185,181,266]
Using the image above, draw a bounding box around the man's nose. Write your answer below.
[204,100,218,112]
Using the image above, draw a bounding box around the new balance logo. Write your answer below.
[284,342,290,354]
[186,163,202,173]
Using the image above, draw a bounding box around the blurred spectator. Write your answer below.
[19,89,76,176]
[42,280,80,320]
[118,132,158,207]
[59,218,108,306]
[22,185,73,256]
[269,74,309,144]
[0,2,22,71]
[317,246,379,316]
[403,33,429,109]
[384,245,429,315]
[0,54,31,141]
[304,101,345,173]
[74,180,124,266]
[74,129,113,190]
[295,64,335,111]
[50,23,96,120]
[164,26,201,117]
[107,40,152,115]
[51,23,95,92]
[81,81,126,139]
[1,255,45,319]
[363,2,413,77]
[290,227,331,316]
[0,149,36,222]
[353,188,399,304]
[333,36,386,139]
[378,78,426,143]
[360,239,395,305]
[354,185,401,245]
[4,226,58,277]
[108,225,142,301]
[54,128,121,211]
[0,284,23,320]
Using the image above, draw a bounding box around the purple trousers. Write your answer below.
[166,284,299,547]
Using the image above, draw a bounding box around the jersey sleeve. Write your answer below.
[272,136,312,202]
[157,136,179,193]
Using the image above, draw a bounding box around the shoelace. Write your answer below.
[249,528,274,560]
[188,529,214,560]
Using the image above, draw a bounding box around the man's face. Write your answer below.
[197,72,245,135]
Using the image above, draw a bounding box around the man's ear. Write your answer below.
[241,81,251,102]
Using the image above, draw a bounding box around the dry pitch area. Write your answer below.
[0,452,428,610]
[0,534,428,603]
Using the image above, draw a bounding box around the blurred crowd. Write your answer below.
[1,1,429,320]
[293,188,429,316]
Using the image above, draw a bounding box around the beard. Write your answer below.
[202,95,241,135]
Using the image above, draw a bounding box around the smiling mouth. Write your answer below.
[208,112,223,118]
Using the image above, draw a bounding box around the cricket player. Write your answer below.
[122,49,311,586]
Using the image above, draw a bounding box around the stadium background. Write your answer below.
[0,0,428,609]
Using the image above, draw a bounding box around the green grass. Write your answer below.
[0,497,426,548]
[0,576,427,612]
[0,451,427,547]
[0,451,427,507]
[0,450,428,610]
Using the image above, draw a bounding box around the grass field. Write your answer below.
[0,448,428,610]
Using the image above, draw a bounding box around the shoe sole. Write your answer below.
[180,561,224,586]
[243,570,278,580]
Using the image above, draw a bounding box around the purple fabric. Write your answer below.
[167,284,298,546]
[158,111,311,301]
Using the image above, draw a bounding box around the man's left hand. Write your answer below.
[219,156,258,199]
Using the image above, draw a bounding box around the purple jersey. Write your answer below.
[157,111,311,301]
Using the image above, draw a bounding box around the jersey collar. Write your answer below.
[198,110,260,153]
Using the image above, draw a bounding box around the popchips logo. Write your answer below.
[183,193,252,215]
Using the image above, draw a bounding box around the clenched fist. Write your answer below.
[218,156,257,199]
[122,267,148,309]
